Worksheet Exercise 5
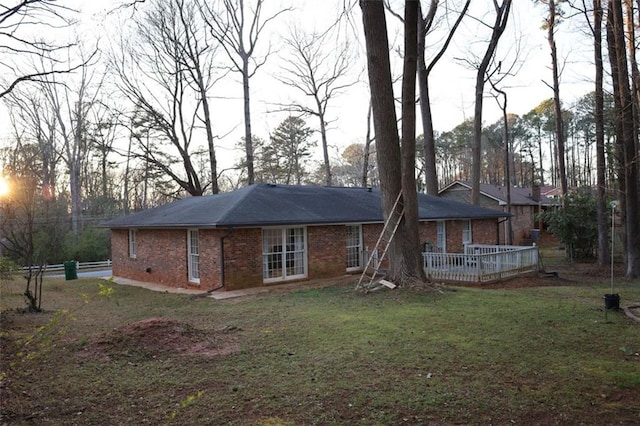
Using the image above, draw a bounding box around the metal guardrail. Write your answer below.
[22,260,112,273]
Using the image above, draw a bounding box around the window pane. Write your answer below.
[437,221,446,250]
[129,229,136,258]
[263,227,305,280]
[263,229,284,279]
[346,225,361,269]
[188,230,200,281]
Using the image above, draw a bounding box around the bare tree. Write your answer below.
[5,86,60,199]
[469,0,512,205]
[0,0,84,98]
[112,0,223,196]
[418,0,470,195]
[40,48,102,236]
[201,0,290,186]
[0,149,48,311]
[277,26,358,186]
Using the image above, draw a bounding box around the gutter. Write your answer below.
[208,227,234,293]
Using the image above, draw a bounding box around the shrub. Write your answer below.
[538,191,598,260]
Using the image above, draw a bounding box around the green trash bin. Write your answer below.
[64,261,77,280]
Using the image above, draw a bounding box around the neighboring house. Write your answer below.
[104,184,509,292]
[439,180,556,246]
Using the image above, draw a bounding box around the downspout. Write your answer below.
[207,227,234,293]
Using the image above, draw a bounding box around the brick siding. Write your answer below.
[111,218,502,291]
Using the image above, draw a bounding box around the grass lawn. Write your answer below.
[1,265,639,425]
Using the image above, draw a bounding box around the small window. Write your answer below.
[129,229,137,259]
[188,229,200,284]
[437,221,446,253]
[346,225,362,271]
[462,220,472,245]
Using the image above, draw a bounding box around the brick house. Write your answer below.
[438,181,557,246]
[105,184,509,292]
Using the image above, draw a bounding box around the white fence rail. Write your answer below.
[22,260,112,274]
[423,245,538,283]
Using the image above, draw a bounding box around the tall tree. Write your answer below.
[40,49,101,236]
[201,0,289,186]
[277,26,357,186]
[489,81,513,244]
[360,0,426,285]
[606,0,640,278]
[418,0,470,195]
[470,0,512,205]
[539,0,568,199]
[112,0,220,196]
[573,0,609,265]
[175,0,222,194]
[5,86,59,200]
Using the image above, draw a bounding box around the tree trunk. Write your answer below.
[400,0,427,282]
[417,0,470,195]
[418,1,439,195]
[593,0,609,266]
[607,0,640,278]
[625,0,640,161]
[470,0,512,205]
[317,104,332,186]
[243,58,254,186]
[199,71,218,194]
[360,0,425,285]
[547,0,568,200]
[362,101,373,187]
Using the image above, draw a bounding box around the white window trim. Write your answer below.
[346,224,363,272]
[262,226,307,283]
[187,229,200,284]
[129,229,137,259]
[437,221,446,253]
[462,220,472,246]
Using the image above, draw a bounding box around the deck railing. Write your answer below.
[423,244,538,283]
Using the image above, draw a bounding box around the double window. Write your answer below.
[188,229,200,283]
[262,227,306,282]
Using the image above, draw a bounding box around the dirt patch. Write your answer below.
[79,317,240,361]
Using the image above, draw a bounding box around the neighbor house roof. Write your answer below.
[103,183,510,229]
[439,181,556,206]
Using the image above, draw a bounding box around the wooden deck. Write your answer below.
[422,244,539,284]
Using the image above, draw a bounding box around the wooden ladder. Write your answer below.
[356,190,404,292]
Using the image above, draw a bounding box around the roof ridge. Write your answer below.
[216,184,261,225]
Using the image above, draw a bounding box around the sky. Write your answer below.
[1,0,596,173]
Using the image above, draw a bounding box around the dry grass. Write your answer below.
[1,265,640,425]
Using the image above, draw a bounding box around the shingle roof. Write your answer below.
[439,181,556,206]
[103,183,509,229]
